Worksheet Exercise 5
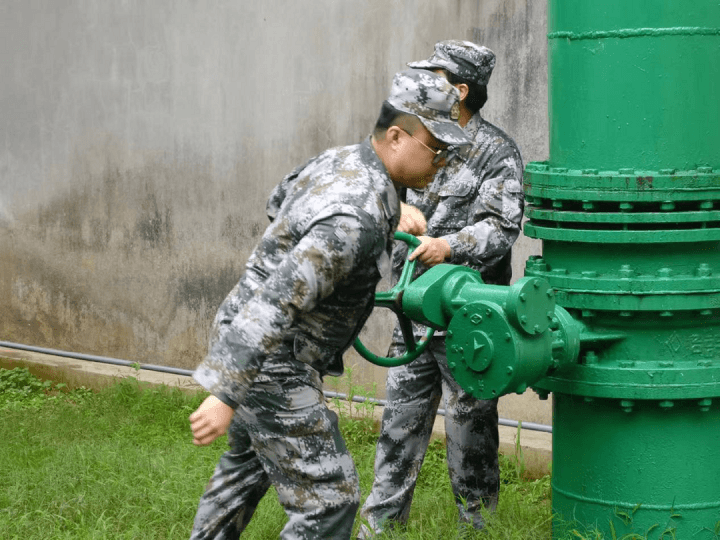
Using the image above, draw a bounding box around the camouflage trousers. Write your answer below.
[359,338,499,535]
[190,360,360,540]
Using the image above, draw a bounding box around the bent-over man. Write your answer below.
[188,68,470,540]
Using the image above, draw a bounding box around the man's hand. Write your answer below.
[189,395,234,446]
[408,236,452,267]
[398,203,427,236]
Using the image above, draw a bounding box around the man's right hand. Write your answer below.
[189,395,234,446]
[398,203,427,236]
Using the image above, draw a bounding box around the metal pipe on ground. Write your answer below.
[0,340,552,433]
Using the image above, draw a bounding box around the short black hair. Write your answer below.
[445,71,488,113]
[373,101,422,138]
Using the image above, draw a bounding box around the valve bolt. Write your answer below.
[698,399,712,412]
[698,360,713,367]
[659,400,674,410]
[620,400,635,413]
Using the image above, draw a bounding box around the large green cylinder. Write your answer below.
[548,0,720,171]
[552,395,720,539]
[525,1,720,538]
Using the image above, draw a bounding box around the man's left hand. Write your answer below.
[398,203,427,236]
[408,236,452,267]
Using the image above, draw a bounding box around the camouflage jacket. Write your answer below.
[393,111,524,286]
[194,137,400,409]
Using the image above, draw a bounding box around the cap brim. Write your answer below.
[407,59,444,70]
[419,117,471,147]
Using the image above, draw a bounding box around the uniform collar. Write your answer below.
[361,136,400,225]
[463,111,485,140]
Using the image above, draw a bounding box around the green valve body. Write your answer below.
[525,0,720,537]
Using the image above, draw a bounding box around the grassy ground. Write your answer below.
[0,367,558,539]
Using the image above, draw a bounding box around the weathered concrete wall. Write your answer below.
[0,0,548,419]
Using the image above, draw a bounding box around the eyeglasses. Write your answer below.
[400,129,454,165]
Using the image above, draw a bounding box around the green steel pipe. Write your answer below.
[524,1,720,537]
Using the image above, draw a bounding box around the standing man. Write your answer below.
[187,68,469,540]
[360,41,525,535]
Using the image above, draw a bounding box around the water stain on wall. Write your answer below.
[1,144,265,369]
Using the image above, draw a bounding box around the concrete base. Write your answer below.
[0,346,552,478]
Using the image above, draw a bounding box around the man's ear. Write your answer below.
[386,125,403,150]
[456,83,470,102]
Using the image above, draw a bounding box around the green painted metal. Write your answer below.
[353,232,434,367]
[547,1,720,172]
[524,0,720,537]
[552,394,720,539]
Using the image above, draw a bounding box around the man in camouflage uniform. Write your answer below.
[187,68,470,540]
[360,41,525,535]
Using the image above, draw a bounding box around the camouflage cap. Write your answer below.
[408,40,495,86]
[386,68,470,147]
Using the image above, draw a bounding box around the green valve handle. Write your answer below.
[353,231,435,367]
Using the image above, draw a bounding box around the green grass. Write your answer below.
[0,367,556,539]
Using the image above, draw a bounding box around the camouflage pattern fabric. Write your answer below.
[359,340,499,537]
[359,111,523,535]
[194,137,399,409]
[408,40,496,86]
[191,137,400,539]
[190,359,360,540]
[387,68,469,147]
